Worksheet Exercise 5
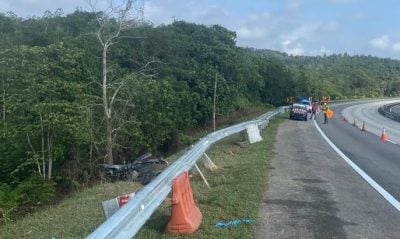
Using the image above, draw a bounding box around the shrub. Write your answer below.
[0,184,18,224]
[14,176,56,207]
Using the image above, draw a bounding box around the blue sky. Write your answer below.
[1,0,400,59]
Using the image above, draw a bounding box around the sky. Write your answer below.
[1,0,400,59]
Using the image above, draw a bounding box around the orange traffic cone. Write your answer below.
[380,128,387,142]
[361,121,366,131]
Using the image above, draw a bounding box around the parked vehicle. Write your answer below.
[295,96,312,112]
[300,99,312,112]
[289,103,308,121]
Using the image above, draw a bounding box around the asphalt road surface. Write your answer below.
[327,101,400,201]
[341,100,400,143]
[255,104,400,239]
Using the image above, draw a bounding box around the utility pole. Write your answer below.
[213,71,218,132]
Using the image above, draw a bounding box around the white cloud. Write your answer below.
[281,39,305,55]
[392,42,400,52]
[281,23,320,43]
[318,46,332,55]
[285,46,305,56]
[369,35,400,55]
[237,26,266,39]
[231,5,340,57]
[144,2,172,25]
[370,35,391,49]
[282,40,292,46]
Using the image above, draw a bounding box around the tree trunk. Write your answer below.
[39,113,46,179]
[47,131,53,180]
[103,46,114,164]
[1,77,5,138]
[2,78,5,122]
[26,133,42,177]
[106,116,113,164]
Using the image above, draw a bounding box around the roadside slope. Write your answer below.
[255,118,400,239]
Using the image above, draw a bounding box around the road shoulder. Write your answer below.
[255,118,400,239]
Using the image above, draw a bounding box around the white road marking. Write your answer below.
[387,139,397,144]
[313,120,400,212]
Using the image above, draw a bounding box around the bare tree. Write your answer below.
[86,0,142,164]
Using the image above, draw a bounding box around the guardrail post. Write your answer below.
[202,153,218,171]
[245,124,263,144]
[194,163,211,188]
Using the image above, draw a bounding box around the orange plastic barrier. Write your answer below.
[166,171,202,235]
[327,109,334,119]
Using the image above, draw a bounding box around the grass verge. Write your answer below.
[135,114,284,239]
[0,182,142,239]
[0,112,284,239]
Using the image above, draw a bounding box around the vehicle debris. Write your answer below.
[100,152,168,185]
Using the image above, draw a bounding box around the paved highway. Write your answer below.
[341,100,400,143]
[324,100,400,202]
[256,99,400,238]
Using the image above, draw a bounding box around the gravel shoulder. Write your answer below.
[255,118,400,239]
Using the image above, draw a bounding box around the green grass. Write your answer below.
[135,115,284,239]
[0,112,284,239]
[0,182,142,239]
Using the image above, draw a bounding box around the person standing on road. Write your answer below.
[309,101,317,120]
[323,103,329,124]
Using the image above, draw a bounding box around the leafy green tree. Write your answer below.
[0,43,89,182]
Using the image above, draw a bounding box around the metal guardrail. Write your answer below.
[378,102,400,122]
[87,106,286,239]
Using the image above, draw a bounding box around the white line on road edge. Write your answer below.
[313,119,400,212]
[387,139,397,144]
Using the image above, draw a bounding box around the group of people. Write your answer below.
[309,101,330,124]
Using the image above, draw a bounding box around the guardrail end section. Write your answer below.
[245,124,263,144]
[166,171,202,235]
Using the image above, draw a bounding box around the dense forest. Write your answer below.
[1,7,400,222]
